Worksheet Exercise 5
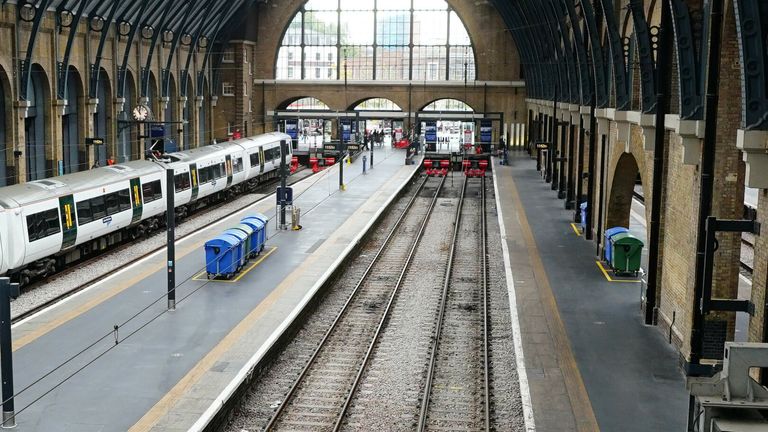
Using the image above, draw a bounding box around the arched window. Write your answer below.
[422,98,473,111]
[62,67,82,174]
[93,68,111,167]
[26,64,48,181]
[285,97,331,110]
[353,98,402,111]
[118,72,135,163]
[276,0,476,82]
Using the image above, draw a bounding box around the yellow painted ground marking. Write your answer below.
[595,260,642,283]
[12,239,205,351]
[570,223,582,236]
[506,173,600,432]
[192,247,277,283]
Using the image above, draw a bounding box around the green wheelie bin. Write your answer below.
[610,233,644,276]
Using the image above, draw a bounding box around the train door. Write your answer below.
[259,147,265,174]
[190,163,199,200]
[130,178,143,224]
[59,195,77,249]
[225,155,233,187]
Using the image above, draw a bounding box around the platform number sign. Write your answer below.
[59,195,77,249]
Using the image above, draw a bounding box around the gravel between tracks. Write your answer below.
[221,174,526,432]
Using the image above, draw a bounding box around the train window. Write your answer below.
[118,189,131,211]
[105,193,119,215]
[233,158,243,173]
[91,196,106,219]
[26,208,61,242]
[218,163,226,178]
[142,180,162,203]
[250,153,260,166]
[264,147,281,161]
[77,200,92,225]
[174,173,190,192]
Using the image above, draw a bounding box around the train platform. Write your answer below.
[9,147,421,431]
[493,152,689,432]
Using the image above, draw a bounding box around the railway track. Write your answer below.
[263,175,445,431]
[13,169,313,324]
[417,176,491,431]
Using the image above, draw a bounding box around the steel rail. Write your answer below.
[482,176,490,430]
[264,174,443,431]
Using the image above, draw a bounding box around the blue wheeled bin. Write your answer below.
[241,216,267,255]
[231,223,256,259]
[579,202,588,231]
[252,213,269,248]
[604,227,629,262]
[204,235,240,279]
[222,229,248,271]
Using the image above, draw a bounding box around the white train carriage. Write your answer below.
[235,132,292,182]
[0,160,166,283]
[0,132,294,285]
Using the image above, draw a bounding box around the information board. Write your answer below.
[480,119,492,143]
[425,121,437,143]
[341,119,352,143]
[285,119,298,140]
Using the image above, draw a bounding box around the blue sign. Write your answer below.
[480,120,492,143]
[425,121,437,143]
[341,119,352,143]
[151,124,166,138]
[285,119,298,140]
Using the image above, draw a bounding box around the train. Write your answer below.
[0,132,293,286]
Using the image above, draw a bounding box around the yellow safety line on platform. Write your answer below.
[12,238,203,351]
[570,223,582,236]
[192,247,277,283]
[506,173,600,432]
[595,260,642,283]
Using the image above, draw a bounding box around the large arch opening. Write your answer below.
[280,97,334,149]
[165,73,178,150]
[418,98,475,152]
[351,97,405,146]
[93,68,112,166]
[0,65,9,186]
[275,0,476,82]
[62,66,83,174]
[606,152,644,232]
[26,64,49,181]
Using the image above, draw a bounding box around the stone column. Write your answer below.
[13,101,30,183]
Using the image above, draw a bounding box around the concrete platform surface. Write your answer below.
[494,153,689,432]
[9,147,420,432]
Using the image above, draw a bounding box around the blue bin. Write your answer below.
[579,202,588,231]
[604,227,630,262]
[204,235,240,279]
[231,223,256,258]
[253,213,269,245]
[222,229,249,270]
[241,216,267,254]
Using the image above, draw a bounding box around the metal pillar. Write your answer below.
[645,1,672,326]
[0,278,19,428]
[565,123,576,209]
[279,140,288,228]
[166,169,176,311]
[585,103,596,241]
[689,0,725,377]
